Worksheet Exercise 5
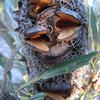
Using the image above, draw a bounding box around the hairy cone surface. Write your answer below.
[14,0,88,99]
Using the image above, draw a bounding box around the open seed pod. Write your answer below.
[26,38,49,52]
[57,26,81,41]
[29,0,52,5]
[24,25,48,39]
[25,6,83,60]
[24,25,50,52]
[55,7,82,41]
[37,5,56,20]
[35,74,72,97]
[28,0,53,15]
[56,6,81,25]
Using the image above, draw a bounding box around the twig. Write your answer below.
[2,45,21,93]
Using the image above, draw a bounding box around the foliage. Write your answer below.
[0,55,6,67]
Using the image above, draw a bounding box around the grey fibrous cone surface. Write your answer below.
[14,0,88,99]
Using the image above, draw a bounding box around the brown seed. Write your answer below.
[47,92,65,100]
[29,0,52,5]
[56,7,81,25]
[58,26,80,41]
[57,12,80,24]
[25,25,48,39]
[31,31,48,39]
[29,0,52,14]
[26,39,49,52]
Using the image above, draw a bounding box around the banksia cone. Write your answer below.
[14,0,88,99]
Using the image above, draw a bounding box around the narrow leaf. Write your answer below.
[17,52,98,94]
[7,81,15,94]
[0,55,6,67]
[28,93,47,100]
[8,71,12,81]
[90,7,99,49]
[3,33,15,49]
[80,92,86,100]
[40,52,97,79]
[0,96,3,100]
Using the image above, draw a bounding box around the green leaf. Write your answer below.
[28,93,47,100]
[7,81,15,94]
[80,92,86,100]
[0,55,6,67]
[3,33,15,49]
[18,89,31,97]
[8,71,12,81]
[16,51,98,96]
[0,96,3,100]
[92,92,100,99]
[90,7,100,49]
[21,96,29,100]
[40,52,97,80]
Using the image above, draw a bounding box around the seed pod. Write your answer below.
[56,6,81,24]
[57,26,81,41]
[26,39,49,52]
[35,74,72,97]
[24,25,48,39]
[28,0,53,15]
[29,0,52,5]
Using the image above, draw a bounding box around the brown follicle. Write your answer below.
[26,39,49,52]
[46,92,65,100]
[29,0,53,14]
[57,26,80,41]
[56,12,80,25]
[29,0,52,5]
